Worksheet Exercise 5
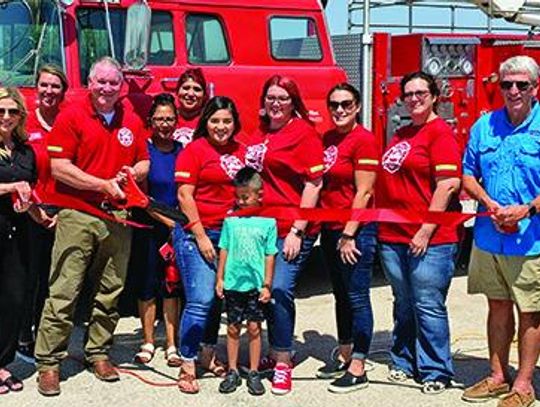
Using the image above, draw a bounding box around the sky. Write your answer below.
[324,0,528,35]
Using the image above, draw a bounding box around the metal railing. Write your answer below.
[347,0,534,34]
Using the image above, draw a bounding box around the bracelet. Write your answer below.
[262,283,272,290]
[340,232,355,240]
[184,219,201,230]
[290,226,305,238]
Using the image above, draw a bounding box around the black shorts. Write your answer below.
[224,289,266,325]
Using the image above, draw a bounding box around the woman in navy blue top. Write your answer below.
[132,94,183,367]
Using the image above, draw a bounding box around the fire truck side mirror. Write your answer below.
[124,1,152,70]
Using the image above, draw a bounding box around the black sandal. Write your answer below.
[4,375,23,392]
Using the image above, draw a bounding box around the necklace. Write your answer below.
[35,108,53,132]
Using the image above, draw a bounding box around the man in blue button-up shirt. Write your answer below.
[462,55,540,407]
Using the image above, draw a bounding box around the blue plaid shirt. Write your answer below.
[463,101,540,255]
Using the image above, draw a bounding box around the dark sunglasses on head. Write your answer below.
[0,108,21,116]
[328,100,355,110]
[499,80,535,91]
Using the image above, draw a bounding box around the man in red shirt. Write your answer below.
[35,57,149,397]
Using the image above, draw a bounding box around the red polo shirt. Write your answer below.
[320,125,380,230]
[47,96,149,206]
[175,137,246,230]
[244,118,324,237]
[378,117,462,244]
[26,109,53,199]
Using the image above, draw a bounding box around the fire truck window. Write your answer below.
[186,15,230,64]
[269,17,322,61]
[0,0,63,87]
[77,8,126,83]
[148,12,174,65]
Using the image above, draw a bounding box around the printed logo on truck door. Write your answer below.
[382,141,411,174]
[118,127,134,147]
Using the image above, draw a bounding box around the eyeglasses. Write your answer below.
[0,108,21,116]
[152,117,176,124]
[265,95,291,104]
[328,99,356,111]
[401,90,431,100]
[499,80,535,91]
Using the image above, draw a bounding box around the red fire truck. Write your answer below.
[332,0,540,150]
[0,0,345,133]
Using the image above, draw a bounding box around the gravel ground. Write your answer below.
[4,266,539,407]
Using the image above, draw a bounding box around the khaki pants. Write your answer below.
[35,209,132,371]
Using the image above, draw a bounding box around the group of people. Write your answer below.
[0,53,537,406]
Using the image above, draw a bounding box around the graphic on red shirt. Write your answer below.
[245,118,324,237]
[323,145,338,173]
[320,126,380,230]
[220,154,244,179]
[173,115,199,146]
[382,141,411,174]
[245,142,268,172]
[118,127,134,147]
[175,137,246,230]
[377,117,462,244]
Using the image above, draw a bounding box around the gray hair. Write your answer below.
[88,56,123,82]
[499,55,539,83]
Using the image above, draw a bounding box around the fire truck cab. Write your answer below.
[0,0,345,132]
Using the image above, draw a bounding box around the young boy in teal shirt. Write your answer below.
[216,167,277,396]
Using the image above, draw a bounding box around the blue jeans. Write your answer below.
[379,242,457,383]
[267,236,316,352]
[320,223,377,360]
[173,225,222,361]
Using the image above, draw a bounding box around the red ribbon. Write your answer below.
[230,206,483,227]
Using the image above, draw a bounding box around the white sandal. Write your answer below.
[134,343,155,364]
[165,346,182,367]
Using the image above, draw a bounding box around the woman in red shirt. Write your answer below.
[173,96,245,394]
[18,65,68,364]
[378,71,462,395]
[173,68,208,147]
[318,83,379,393]
[244,75,324,395]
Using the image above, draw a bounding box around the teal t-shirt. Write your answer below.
[219,216,278,292]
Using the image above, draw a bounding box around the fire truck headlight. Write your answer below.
[425,57,443,76]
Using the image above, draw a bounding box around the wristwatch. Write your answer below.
[290,226,305,238]
[528,203,537,218]
[340,232,355,240]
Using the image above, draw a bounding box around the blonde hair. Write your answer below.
[0,87,28,144]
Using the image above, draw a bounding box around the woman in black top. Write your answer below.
[0,87,37,394]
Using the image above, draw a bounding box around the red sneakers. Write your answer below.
[271,362,292,395]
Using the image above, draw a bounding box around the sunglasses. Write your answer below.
[328,100,356,111]
[499,80,535,91]
[0,108,21,116]
[401,90,431,100]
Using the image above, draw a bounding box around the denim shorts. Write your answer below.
[224,289,266,324]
